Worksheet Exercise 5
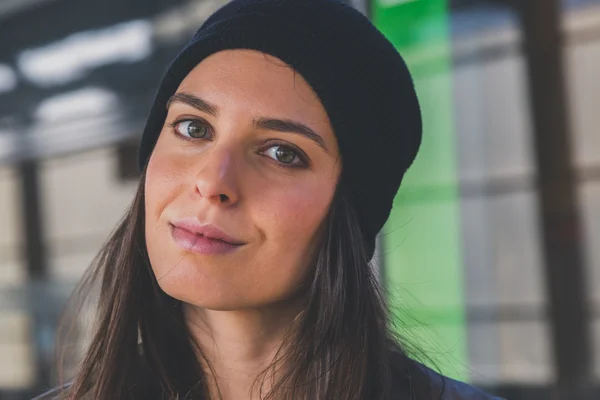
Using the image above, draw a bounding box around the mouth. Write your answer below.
[168,219,246,255]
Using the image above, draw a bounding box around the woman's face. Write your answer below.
[145,50,341,311]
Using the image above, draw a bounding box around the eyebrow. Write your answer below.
[167,92,219,117]
[254,118,328,153]
[167,92,328,152]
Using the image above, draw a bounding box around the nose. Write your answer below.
[194,146,240,206]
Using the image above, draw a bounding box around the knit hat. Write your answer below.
[138,0,422,261]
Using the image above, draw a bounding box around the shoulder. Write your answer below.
[417,363,504,400]
[31,382,72,400]
[388,349,504,400]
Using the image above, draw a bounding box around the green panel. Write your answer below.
[372,0,468,380]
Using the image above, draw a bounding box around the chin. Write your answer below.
[157,277,301,312]
[155,277,248,310]
[148,248,311,311]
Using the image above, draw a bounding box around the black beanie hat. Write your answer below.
[138,0,422,260]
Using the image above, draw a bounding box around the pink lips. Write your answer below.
[169,219,246,255]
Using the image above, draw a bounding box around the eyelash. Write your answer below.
[167,118,311,169]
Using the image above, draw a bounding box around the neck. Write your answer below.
[183,301,303,400]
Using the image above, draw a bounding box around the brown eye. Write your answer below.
[174,120,209,139]
[265,145,300,165]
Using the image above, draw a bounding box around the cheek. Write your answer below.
[225,182,334,307]
[258,180,334,257]
[145,147,187,221]
[144,146,189,270]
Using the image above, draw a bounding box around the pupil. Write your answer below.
[276,147,295,163]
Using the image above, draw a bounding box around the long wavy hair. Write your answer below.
[50,170,433,400]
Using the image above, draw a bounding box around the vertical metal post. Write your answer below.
[516,0,592,397]
[19,161,47,280]
[18,159,50,390]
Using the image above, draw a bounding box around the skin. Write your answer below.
[144,49,341,399]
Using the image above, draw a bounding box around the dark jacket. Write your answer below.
[402,363,504,400]
[387,349,503,400]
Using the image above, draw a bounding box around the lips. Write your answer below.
[172,219,244,244]
[169,218,246,255]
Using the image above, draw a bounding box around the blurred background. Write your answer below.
[0,0,598,398]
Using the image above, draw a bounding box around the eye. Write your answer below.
[264,145,302,165]
[172,119,210,139]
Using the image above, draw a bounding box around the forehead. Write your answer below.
[176,49,331,128]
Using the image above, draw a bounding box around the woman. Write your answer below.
[37,0,502,399]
